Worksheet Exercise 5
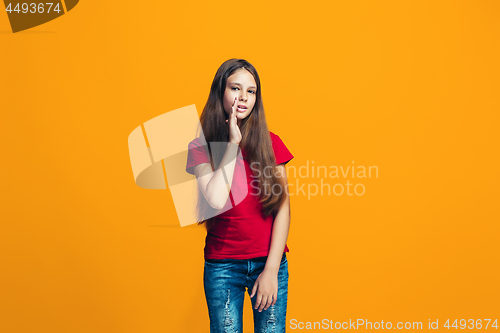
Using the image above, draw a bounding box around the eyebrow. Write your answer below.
[229,82,257,89]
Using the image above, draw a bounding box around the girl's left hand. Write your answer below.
[250,269,278,312]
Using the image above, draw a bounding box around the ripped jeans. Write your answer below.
[203,252,288,333]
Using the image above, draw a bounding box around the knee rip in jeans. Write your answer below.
[224,288,238,333]
[261,304,277,333]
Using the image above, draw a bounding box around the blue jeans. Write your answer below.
[203,253,289,333]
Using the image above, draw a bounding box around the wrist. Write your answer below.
[263,264,279,275]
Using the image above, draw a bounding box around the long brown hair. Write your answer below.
[195,59,287,231]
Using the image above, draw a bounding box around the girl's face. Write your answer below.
[223,68,257,126]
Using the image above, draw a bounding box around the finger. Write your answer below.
[250,283,258,298]
[262,296,269,311]
[264,295,274,310]
[232,97,238,114]
[259,295,270,312]
[264,295,273,310]
[271,293,277,306]
[254,294,263,310]
[230,98,236,122]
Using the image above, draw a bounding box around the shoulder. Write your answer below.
[269,131,285,146]
[188,136,206,149]
[268,130,287,153]
[268,130,294,165]
[269,130,280,142]
[187,137,210,159]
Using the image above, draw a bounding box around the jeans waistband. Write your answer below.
[206,252,286,263]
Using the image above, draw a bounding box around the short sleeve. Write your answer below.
[186,138,211,175]
[271,132,294,165]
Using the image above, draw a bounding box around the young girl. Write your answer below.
[185,58,293,332]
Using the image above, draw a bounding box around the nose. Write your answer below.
[239,92,248,101]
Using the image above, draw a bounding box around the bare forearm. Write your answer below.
[264,203,290,274]
[205,142,240,209]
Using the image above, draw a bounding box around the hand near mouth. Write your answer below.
[226,97,242,145]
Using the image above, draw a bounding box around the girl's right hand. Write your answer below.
[226,96,242,145]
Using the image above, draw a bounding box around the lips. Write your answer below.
[237,105,247,112]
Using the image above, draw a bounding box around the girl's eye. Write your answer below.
[231,87,255,94]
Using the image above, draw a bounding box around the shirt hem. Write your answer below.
[204,248,289,260]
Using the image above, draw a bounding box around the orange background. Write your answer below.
[1,1,499,332]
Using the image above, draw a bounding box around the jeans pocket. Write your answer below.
[204,260,236,271]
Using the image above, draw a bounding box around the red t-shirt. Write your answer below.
[185,131,294,259]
